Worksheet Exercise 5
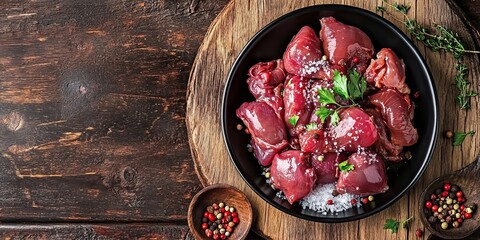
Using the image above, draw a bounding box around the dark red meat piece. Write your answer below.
[299,129,328,153]
[247,59,286,98]
[236,102,288,166]
[365,108,404,162]
[320,17,374,74]
[336,150,389,196]
[370,89,418,146]
[247,60,286,119]
[270,150,316,204]
[365,48,410,94]
[311,152,346,184]
[327,107,378,152]
[283,26,345,80]
[283,75,313,137]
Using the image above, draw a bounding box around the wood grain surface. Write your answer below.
[186,0,480,239]
[0,0,229,222]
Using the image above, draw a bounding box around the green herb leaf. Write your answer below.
[347,69,367,100]
[288,115,299,127]
[384,216,413,234]
[332,70,349,100]
[384,219,399,233]
[376,6,386,12]
[453,130,475,146]
[318,88,337,105]
[401,216,413,229]
[330,110,340,126]
[393,2,410,14]
[338,160,354,173]
[315,107,333,123]
[306,122,318,131]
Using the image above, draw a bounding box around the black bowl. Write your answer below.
[222,4,438,222]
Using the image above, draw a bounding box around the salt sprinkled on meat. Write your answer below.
[300,183,360,213]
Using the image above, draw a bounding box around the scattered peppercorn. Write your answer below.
[368,195,374,202]
[424,182,475,231]
[361,197,369,204]
[415,229,422,238]
[327,199,333,205]
[413,91,421,99]
[444,130,454,139]
[236,124,243,131]
[202,202,239,239]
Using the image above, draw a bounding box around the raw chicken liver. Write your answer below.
[270,150,316,204]
[365,48,411,94]
[236,102,288,166]
[320,17,374,74]
[283,26,344,80]
[337,150,389,196]
[370,89,418,146]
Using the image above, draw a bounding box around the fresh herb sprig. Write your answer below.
[377,1,480,59]
[453,130,475,146]
[377,1,479,110]
[455,63,478,109]
[338,160,354,172]
[384,216,413,233]
[316,70,367,125]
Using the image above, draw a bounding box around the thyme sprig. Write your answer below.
[378,1,479,109]
[455,63,478,109]
[378,1,480,59]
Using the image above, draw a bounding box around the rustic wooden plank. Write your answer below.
[0,0,228,221]
[0,223,189,239]
[186,0,480,239]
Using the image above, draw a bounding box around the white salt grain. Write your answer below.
[300,183,360,213]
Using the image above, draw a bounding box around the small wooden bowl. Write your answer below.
[188,184,253,240]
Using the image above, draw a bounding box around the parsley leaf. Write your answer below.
[315,107,333,123]
[338,160,354,172]
[332,70,349,100]
[347,69,367,100]
[453,130,475,146]
[376,6,386,12]
[384,217,413,234]
[306,123,317,131]
[330,110,340,126]
[288,115,299,127]
[384,219,399,233]
[318,88,337,105]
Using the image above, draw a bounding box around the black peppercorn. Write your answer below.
[469,203,477,211]
[202,217,208,223]
[449,192,456,199]
[450,185,459,193]
[429,216,437,223]
[435,188,443,195]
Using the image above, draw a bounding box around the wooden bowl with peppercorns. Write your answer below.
[188,184,253,240]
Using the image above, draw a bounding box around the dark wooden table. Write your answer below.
[0,0,478,239]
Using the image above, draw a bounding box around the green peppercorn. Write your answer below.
[454,204,460,210]
[368,195,374,201]
[225,206,230,212]
[456,213,461,218]
[219,202,225,208]
[265,172,270,178]
[229,207,235,212]
[466,208,473,214]
[438,207,443,213]
[228,221,235,227]
[441,222,448,229]
[447,198,453,205]
[225,232,231,237]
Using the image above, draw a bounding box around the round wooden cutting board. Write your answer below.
[186,0,480,239]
